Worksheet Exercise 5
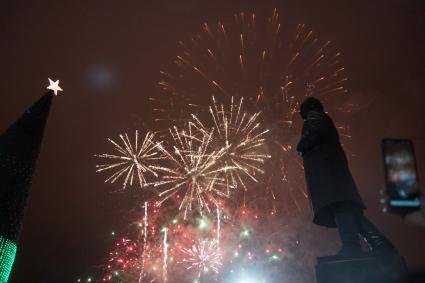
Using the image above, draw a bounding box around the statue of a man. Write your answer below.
[297,97,397,258]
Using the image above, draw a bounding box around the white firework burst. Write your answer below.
[191,96,271,191]
[95,131,165,189]
[154,124,232,218]
[180,239,222,275]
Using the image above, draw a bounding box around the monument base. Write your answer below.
[315,254,407,283]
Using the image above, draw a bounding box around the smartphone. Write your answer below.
[382,139,421,215]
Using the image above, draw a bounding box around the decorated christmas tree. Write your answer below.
[0,79,61,282]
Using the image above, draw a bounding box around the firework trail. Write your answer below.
[95,131,166,190]
[98,200,315,283]
[216,207,220,245]
[163,228,168,283]
[154,124,233,219]
[100,203,172,283]
[138,202,149,283]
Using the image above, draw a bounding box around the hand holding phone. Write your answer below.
[382,139,422,217]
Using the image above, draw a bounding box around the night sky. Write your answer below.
[1,0,425,282]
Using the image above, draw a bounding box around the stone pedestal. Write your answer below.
[315,254,407,283]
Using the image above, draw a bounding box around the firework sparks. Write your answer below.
[180,239,222,276]
[152,9,348,125]
[95,131,165,190]
[91,8,354,283]
[150,9,352,214]
[154,125,233,219]
[191,96,271,192]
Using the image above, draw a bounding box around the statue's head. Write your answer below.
[300,97,323,120]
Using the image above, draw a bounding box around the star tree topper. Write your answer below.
[46,78,63,95]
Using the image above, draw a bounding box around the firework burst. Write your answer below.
[180,239,222,276]
[91,8,354,283]
[154,124,233,218]
[95,131,166,190]
[191,96,271,191]
[150,8,352,214]
[152,9,349,124]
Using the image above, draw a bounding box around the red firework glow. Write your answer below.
[88,8,354,283]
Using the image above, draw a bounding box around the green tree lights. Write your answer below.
[0,237,16,283]
[0,85,55,282]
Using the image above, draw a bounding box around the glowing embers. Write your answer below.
[0,236,17,283]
